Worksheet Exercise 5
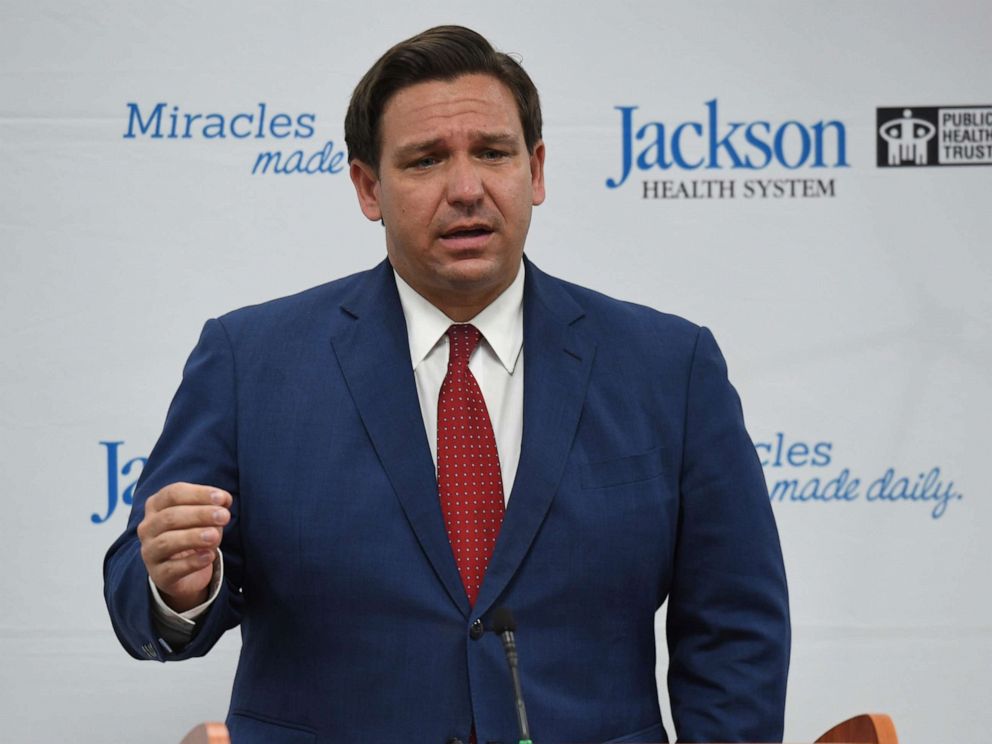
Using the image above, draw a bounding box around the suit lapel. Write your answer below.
[329,258,596,622]
[474,258,596,619]
[329,261,471,618]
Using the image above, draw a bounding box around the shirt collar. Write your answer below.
[393,261,525,374]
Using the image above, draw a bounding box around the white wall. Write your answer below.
[2,2,989,741]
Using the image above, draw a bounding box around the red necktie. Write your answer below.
[437,323,505,607]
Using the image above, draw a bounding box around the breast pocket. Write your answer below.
[580,446,664,490]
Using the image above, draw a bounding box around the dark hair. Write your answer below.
[345,25,543,171]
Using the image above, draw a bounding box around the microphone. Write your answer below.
[491,607,532,744]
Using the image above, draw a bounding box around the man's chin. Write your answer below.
[417,258,518,315]
[438,256,518,292]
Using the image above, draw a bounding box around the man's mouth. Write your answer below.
[441,226,493,239]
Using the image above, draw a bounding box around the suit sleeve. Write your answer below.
[666,326,790,742]
[103,318,246,661]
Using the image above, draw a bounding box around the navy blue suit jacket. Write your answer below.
[104,257,789,744]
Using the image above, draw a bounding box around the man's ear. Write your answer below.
[530,140,547,206]
[350,159,382,221]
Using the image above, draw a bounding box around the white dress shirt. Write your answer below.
[395,263,524,502]
[150,262,526,639]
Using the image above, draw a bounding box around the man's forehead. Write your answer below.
[380,74,523,146]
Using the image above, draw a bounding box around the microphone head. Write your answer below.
[491,606,517,634]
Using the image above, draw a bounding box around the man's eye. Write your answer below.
[481,150,508,161]
[412,156,438,169]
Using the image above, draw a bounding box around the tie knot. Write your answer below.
[446,324,481,368]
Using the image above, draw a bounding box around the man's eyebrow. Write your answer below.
[473,131,519,147]
[393,138,443,161]
[392,132,521,161]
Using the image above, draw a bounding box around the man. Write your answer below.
[105,26,789,744]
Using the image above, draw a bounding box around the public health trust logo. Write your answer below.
[122,102,347,175]
[877,105,992,167]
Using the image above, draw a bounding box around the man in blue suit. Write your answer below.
[104,26,789,744]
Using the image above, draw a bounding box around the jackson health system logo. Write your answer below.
[605,99,849,200]
[123,102,346,175]
[92,436,964,525]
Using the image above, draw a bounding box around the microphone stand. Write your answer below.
[491,607,533,744]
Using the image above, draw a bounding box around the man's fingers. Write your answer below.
[141,524,224,566]
[137,482,231,594]
[146,483,232,513]
[139,504,230,540]
[152,550,217,590]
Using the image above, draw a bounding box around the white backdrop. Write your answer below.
[2,2,990,742]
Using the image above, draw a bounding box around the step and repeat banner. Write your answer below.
[2,2,989,742]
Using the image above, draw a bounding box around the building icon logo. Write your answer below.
[877,105,992,168]
[879,109,936,165]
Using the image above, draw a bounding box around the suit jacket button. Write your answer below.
[469,618,484,640]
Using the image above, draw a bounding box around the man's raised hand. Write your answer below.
[137,483,231,612]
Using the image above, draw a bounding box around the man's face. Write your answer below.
[350,73,545,319]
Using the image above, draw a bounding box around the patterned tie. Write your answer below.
[437,323,505,607]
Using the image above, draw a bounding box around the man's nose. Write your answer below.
[445,155,485,206]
